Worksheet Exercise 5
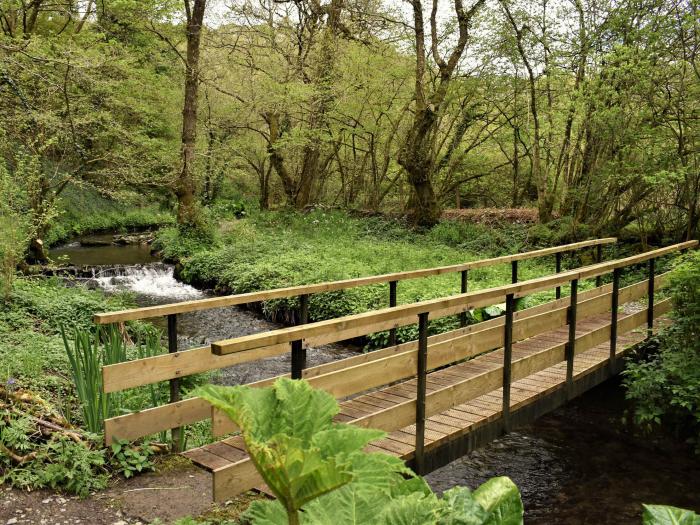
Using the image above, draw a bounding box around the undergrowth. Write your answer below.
[45,185,174,247]
[155,210,610,348]
[623,250,700,452]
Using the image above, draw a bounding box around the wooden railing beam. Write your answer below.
[94,238,618,324]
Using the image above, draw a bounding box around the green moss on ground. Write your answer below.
[45,185,174,247]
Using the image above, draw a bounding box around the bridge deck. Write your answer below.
[182,310,651,491]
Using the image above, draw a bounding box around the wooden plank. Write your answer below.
[95,238,617,324]
[213,458,262,502]
[105,397,209,445]
[211,242,693,355]
[182,448,231,472]
[102,273,666,394]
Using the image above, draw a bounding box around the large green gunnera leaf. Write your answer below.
[196,379,387,519]
[642,505,700,525]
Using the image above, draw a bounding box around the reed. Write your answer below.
[62,324,127,434]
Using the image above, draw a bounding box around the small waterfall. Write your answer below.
[88,263,203,300]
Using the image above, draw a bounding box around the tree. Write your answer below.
[176,0,207,230]
[398,0,486,226]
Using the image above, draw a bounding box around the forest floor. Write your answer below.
[0,459,258,525]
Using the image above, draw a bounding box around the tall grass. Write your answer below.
[61,324,127,434]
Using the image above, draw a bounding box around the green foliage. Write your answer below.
[109,438,156,479]
[196,378,523,525]
[163,210,554,335]
[0,408,108,498]
[642,505,700,525]
[0,278,134,396]
[62,325,129,434]
[623,251,700,450]
[45,185,174,247]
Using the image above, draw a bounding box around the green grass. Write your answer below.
[45,185,174,247]
[0,278,138,397]
[157,210,607,346]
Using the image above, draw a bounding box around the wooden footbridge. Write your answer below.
[94,238,697,502]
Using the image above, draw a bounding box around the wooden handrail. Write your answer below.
[93,237,616,324]
[210,240,697,355]
[102,275,665,444]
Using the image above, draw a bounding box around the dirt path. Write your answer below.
[1,460,258,525]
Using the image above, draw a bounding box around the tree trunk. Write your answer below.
[176,0,206,230]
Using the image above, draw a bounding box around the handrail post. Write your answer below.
[503,293,515,433]
[291,340,304,379]
[555,252,562,299]
[566,279,578,399]
[167,314,182,452]
[389,281,398,346]
[414,312,429,475]
[459,270,469,327]
[647,258,655,337]
[609,268,621,374]
[291,294,309,379]
[595,244,603,287]
[511,260,518,284]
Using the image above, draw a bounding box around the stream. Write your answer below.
[52,234,357,384]
[51,234,700,523]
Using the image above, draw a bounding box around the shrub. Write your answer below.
[622,250,700,450]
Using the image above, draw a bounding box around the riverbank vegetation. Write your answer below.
[623,251,700,452]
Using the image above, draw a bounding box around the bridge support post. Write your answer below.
[414,312,429,475]
[389,281,398,346]
[291,294,309,379]
[609,268,621,374]
[555,252,562,299]
[459,270,469,327]
[502,294,515,433]
[167,314,182,452]
[566,279,578,399]
[595,245,603,288]
[647,258,655,337]
[511,261,518,284]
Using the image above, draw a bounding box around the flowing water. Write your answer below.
[425,378,700,523]
[51,235,357,384]
[52,235,700,522]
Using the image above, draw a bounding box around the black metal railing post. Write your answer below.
[299,293,309,325]
[595,244,604,288]
[459,270,469,327]
[167,314,182,452]
[414,312,429,474]
[609,268,621,374]
[566,279,578,399]
[291,294,309,379]
[503,293,515,433]
[511,260,518,284]
[555,252,562,299]
[647,258,655,337]
[389,281,398,346]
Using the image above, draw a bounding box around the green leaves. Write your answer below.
[642,505,700,525]
[196,380,388,519]
[197,379,524,525]
[472,477,524,525]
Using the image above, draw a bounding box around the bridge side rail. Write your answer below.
[94,238,615,324]
[103,274,666,444]
[100,241,695,446]
[209,241,694,500]
[96,237,615,449]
